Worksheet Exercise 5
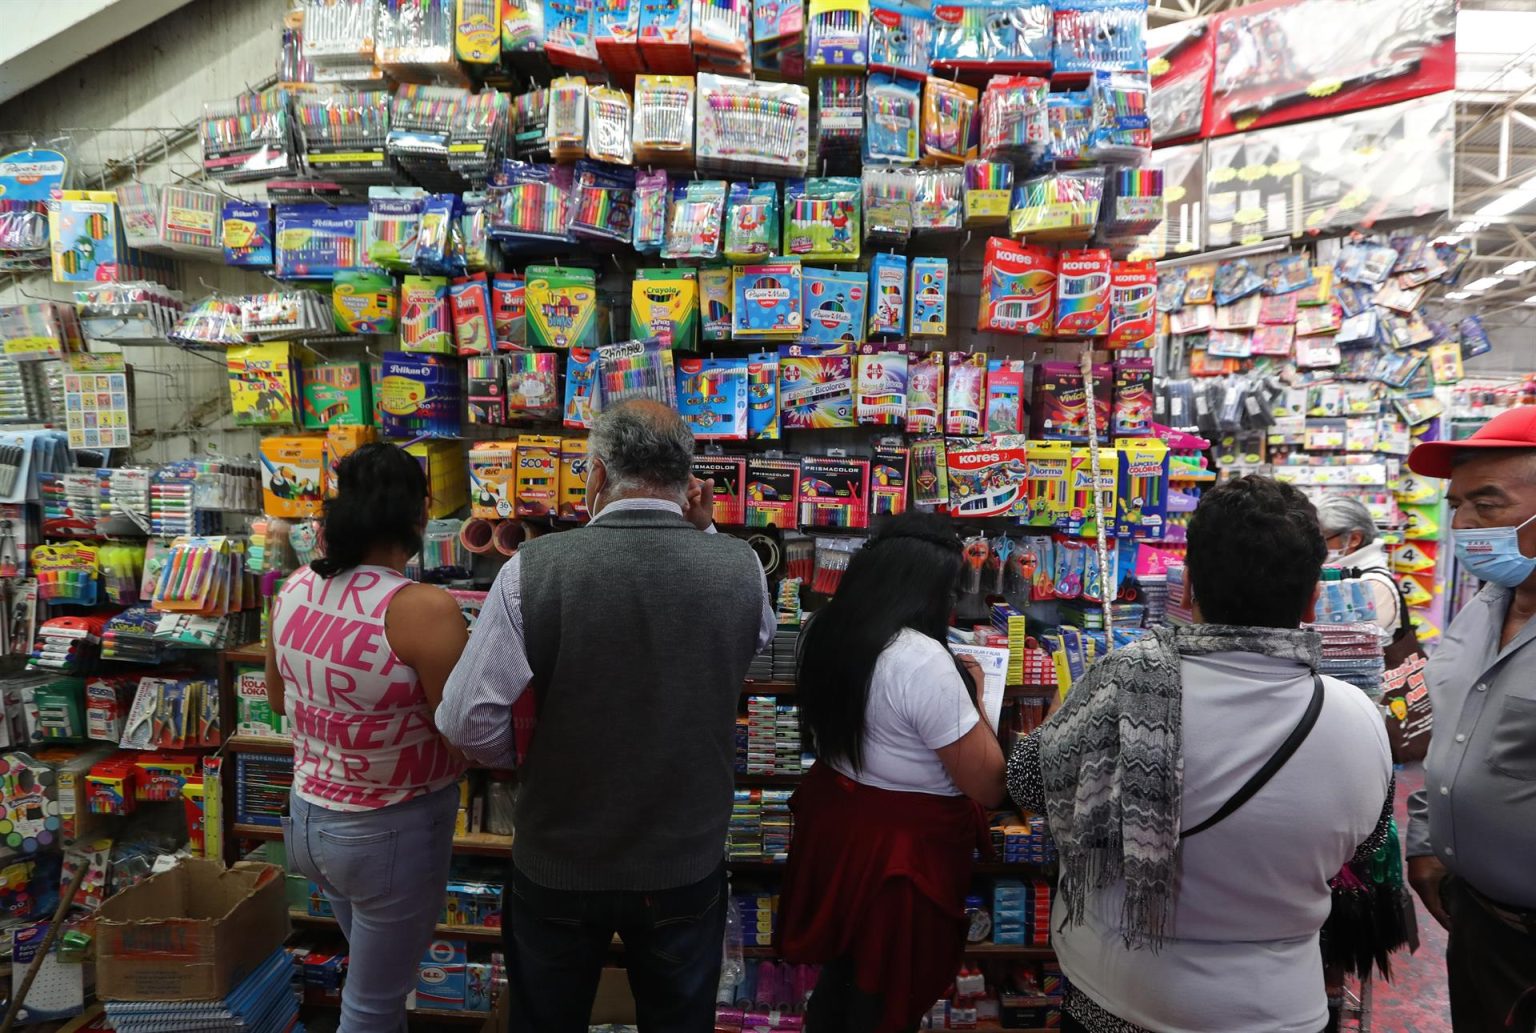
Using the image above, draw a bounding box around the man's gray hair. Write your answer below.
[588,400,696,499]
[1316,495,1377,545]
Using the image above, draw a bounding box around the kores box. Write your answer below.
[95,859,289,1001]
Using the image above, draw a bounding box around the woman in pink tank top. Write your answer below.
[266,444,470,1033]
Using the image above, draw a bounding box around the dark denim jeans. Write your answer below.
[502,861,727,1033]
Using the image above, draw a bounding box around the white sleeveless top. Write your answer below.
[272,564,462,811]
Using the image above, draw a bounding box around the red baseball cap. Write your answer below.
[1408,405,1536,478]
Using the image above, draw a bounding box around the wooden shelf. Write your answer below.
[221,643,266,665]
[290,909,502,944]
[303,998,488,1025]
[233,823,513,860]
[963,943,1055,958]
[741,680,796,695]
[226,735,293,755]
[734,772,805,787]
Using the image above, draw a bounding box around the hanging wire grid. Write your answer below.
[0,124,279,463]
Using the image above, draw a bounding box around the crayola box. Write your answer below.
[800,267,866,349]
[978,238,1055,336]
[1055,248,1112,337]
[469,441,517,519]
[525,265,598,349]
[1108,261,1157,348]
[515,435,560,518]
[259,435,325,518]
[631,268,699,350]
[559,437,589,520]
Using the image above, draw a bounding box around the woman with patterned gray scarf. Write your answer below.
[1007,475,1394,1033]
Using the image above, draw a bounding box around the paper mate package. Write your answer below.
[631,268,699,349]
[1112,356,1154,437]
[1023,439,1072,527]
[855,348,909,425]
[945,352,988,436]
[746,352,781,439]
[946,439,1029,519]
[469,442,518,518]
[801,267,867,349]
[734,260,805,337]
[559,437,590,520]
[986,359,1028,434]
[1108,260,1157,347]
[491,273,527,350]
[867,253,908,337]
[222,201,273,267]
[1032,360,1110,442]
[515,435,560,517]
[779,342,855,429]
[978,238,1055,335]
[1055,248,1112,337]
[1116,439,1169,540]
[906,351,946,434]
[909,256,949,336]
[699,267,734,342]
[872,443,910,516]
[525,265,598,349]
[676,357,749,439]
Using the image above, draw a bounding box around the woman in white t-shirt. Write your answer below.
[778,512,1006,1033]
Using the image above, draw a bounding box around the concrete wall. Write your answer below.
[0,0,290,462]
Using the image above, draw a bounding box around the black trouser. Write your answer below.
[502,862,727,1033]
[806,956,915,1033]
[1444,875,1536,1033]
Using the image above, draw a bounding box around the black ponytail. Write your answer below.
[310,443,428,579]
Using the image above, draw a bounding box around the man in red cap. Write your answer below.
[1405,405,1536,1033]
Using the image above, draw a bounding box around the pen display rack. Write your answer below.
[297,90,392,180]
[695,74,812,177]
[200,89,298,182]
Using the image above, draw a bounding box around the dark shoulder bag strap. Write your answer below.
[1182,674,1326,839]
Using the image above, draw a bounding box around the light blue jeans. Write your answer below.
[284,784,458,1033]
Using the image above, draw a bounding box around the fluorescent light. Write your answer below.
[1475,178,1536,218]
[1526,295,1536,304]
[1500,260,1536,275]
[1455,221,1487,233]
[1445,291,1472,300]
[1463,276,1506,291]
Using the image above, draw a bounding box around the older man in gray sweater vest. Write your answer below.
[438,400,774,1032]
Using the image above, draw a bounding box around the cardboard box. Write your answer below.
[95,859,289,1001]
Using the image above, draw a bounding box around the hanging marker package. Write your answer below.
[868,0,931,76]
[864,74,921,164]
[867,253,908,337]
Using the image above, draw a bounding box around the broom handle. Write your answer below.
[0,860,89,1033]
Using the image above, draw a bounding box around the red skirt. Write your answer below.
[776,763,990,1032]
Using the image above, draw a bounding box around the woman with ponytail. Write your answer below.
[777,512,1006,1033]
[265,443,470,1033]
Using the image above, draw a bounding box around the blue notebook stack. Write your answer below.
[104,948,303,1033]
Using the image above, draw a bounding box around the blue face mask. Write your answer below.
[1454,511,1536,588]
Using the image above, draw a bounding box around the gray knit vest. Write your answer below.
[515,508,765,891]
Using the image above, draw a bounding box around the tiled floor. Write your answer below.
[1368,763,1451,1033]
